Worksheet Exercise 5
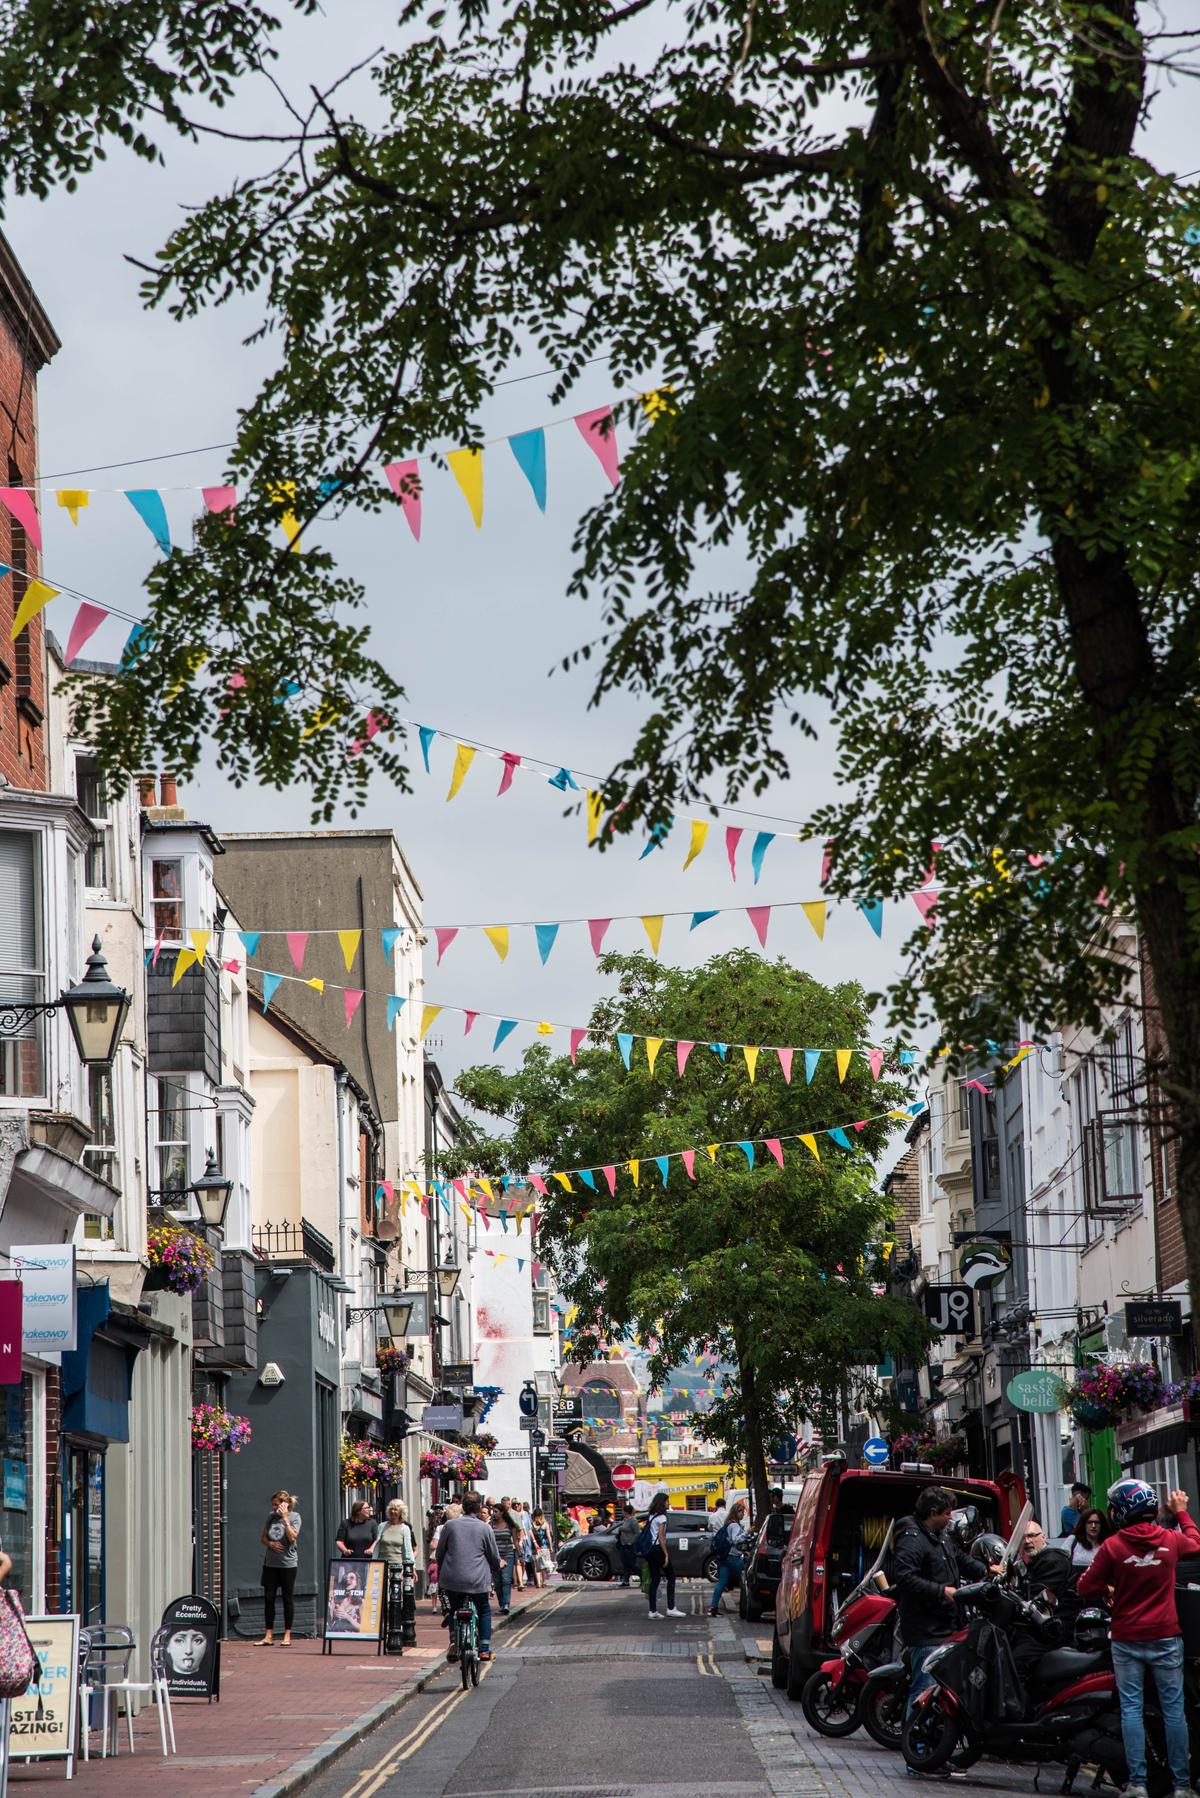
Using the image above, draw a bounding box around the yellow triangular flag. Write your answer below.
[641,914,664,955]
[447,447,484,528]
[301,699,342,739]
[484,925,509,962]
[801,900,827,941]
[553,1172,573,1192]
[836,1049,852,1082]
[683,819,709,870]
[337,929,362,971]
[478,1178,494,1200]
[459,1202,472,1221]
[706,1144,718,1162]
[629,1159,640,1186]
[536,1020,553,1035]
[189,929,211,967]
[56,489,89,525]
[800,1133,821,1162]
[743,1045,759,1083]
[586,790,604,846]
[641,385,677,420]
[270,481,301,549]
[446,742,476,800]
[420,1004,443,1041]
[645,1037,664,1075]
[164,647,207,705]
[307,978,325,995]
[10,579,58,641]
[171,947,197,988]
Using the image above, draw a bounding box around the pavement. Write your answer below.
[6,1580,551,1794]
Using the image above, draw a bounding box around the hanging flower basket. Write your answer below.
[473,1431,498,1456]
[147,1224,215,1296]
[925,1433,969,1473]
[1062,1362,1165,1430]
[340,1437,403,1487]
[375,1345,410,1378]
[191,1404,252,1454]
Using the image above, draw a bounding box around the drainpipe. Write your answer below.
[335,1069,352,1360]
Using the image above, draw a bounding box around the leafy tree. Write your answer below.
[443,950,932,1511]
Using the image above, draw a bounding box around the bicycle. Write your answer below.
[451,1596,481,1689]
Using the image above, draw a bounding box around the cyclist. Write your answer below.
[436,1492,502,1663]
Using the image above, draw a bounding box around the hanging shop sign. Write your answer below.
[1006,1370,1067,1414]
[922,1285,976,1335]
[12,1244,76,1353]
[1124,1301,1184,1338]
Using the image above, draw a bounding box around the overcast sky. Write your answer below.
[9,5,1197,1099]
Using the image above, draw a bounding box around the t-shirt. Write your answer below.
[339,1517,380,1557]
[492,1518,515,1556]
[374,1522,415,1567]
[648,1513,668,1553]
[263,1510,301,1570]
[1077,1513,1200,1640]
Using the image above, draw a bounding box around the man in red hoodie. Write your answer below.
[1077,1478,1200,1798]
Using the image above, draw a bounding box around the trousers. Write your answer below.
[1111,1635,1191,1790]
[647,1546,675,1613]
[262,1565,297,1632]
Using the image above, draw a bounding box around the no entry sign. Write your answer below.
[611,1462,636,1492]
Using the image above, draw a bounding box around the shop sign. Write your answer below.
[160,1594,221,1700]
[923,1285,976,1335]
[442,1362,474,1385]
[11,1244,76,1353]
[1124,1301,1184,1337]
[10,1614,79,1768]
[1006,1369,1066,1413]
[0,1282,21,1384]
[323,1558,384,1652]
[422,1404,463,1434]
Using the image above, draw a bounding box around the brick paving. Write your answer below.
[7,1582,550,1794]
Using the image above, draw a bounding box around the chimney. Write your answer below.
[160,773,178,808]
[138,773,157,808]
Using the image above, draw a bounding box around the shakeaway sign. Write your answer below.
[12,1244,77,1353]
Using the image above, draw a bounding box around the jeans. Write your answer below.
[647,1546,675,1613]
[619,1545,639,1584]
[710,1552,744,1611]
[1111,1635,1190,1789]
[497,1551,515,1610]
[262,1565,297,1633]
[905,1644,947,1723]
[446,1589,493,1653]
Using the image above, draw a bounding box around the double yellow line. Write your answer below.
[696,1643,719,1678]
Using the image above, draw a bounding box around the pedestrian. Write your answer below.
[530,1509,553,1586]
[709,1498,748,1616]
[1064,1506,1108,1569]
[521,1503,537,1583]
[1077,1480,1200,1798]
[893,1485,998,1762]
[254,1489,301,1647]
[491,1500,518,1613]
[374,1499,416,1568]
[615,1503,642,1587]
[710,1496,728,1531]
[436,1491,502,1663]
[1017,1516,1073,1605]
[1059,1480,1092,1538]
[336,1498,379,1558]
[512,1502,528,1590]
[645,1492,685,1619]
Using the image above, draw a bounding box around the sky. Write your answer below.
[7,3,1197,1104]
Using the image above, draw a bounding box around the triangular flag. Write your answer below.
[737,1141,755,1169]
[121,622,151,667]
[742,1045,759,1083]
[417,725,436,772]
[800,1133,820,1162]
[868,1049,885,1079]
[306,978,325,995]
[836,1049,852,1082]
[765,1138,784,1168]
[710,1042,728,1060]
[10,578,58,640]
[629,1159,640,1187]
[676,1040,695,1074]
[493,1019,518,1050]
[585,790,604,845]
[508,429,547,511]
[344,989,364,1027]
[726,825,743,880]
[858,899,884,937]
[574,406,620,487]
[617,1033,634,1068]
[286,932,308,972]
[434,926,459,965]
[447,742,476,800]
[171,947,197,987]
[534,923,559,964]
[588,918,612,956]
[683,819,709,870]
[202,485,237,516]
[447,447,483,528]
[0,488,41,551]
[238,931,261,958]
[706,1144,718,1161]
[552,1171,573,1193]
[124,489,171,555]
[483,925,509,961]
[221,959,241,973]
[569,1028,587,1063]
[579,1169,597,1191]
[829,1127,853,1150]
[913,890,938,927]
[64,602,108,664]
[690,911,718,930]
[262,972,283,1009]
[463,1011,478,1034]
[419,1004,443,1041]
[750,831,775,883]
[188,929,211,966]
[641,914,664,955]
[387,995,407,1030]
[602,1166,616,1195]
[804,1049,821,1083]
[645,1037,664,1074]
[747,906,771,949]
[655,1156,670,1188]
[777,1047,794,1084]
[547,766,579,792]
[383,459,422,540]
[56,489,89,525]
[337,929,362,971]
[682,1149,696,1180]
[381,927,403,963]
[498,751,521,795]
[802,900,827,940]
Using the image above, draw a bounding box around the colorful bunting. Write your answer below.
[588,918,612,956]
[804,1050,821,1084]
[726,826,743,880]
[381,927,403,963]
[286,932,308,973]
[344,989,364,1026]
[493,1019,518,1050]
[498,751,522,796]
[0,488,41,551]
[836,1049,852,1083]
[508,430,547,510]
[778,1047,794,1085]
[751,832,775,883]
[569,1028,587,1063]
[683,820,709,871]
[10,578,58,641]
[203,485,237,516]
[858,899,884,937]
[534,923,559,965]
[65,601,108,664]
[743,1046,759,1083]
[646,1037,664,1075]
[641,914,664,955]
[262,972,283,1009]
[124,490,171,555]
[446,447,483,528]
[420,1004,443,1041]
[387,995,407,1029]
[337,929,362,971]
[435,927,458,965]
[383,460,421,540]
[574,406,620,487]
[802,900,827,940]
[586,790,604,845]
[617,1033,634,1069]
[483,925,510,962]
[447,742,476,800]
[747,906,771,949]
[57,489,89,525]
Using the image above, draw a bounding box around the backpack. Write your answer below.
[635,1518,657,1556]
[712,1524,732,1562]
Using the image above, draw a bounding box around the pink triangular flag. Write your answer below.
[497,751,521,795]
[601,1165,616,1195]
[588,918,612,956]
[777,1047,794,1084]
[286,931,308,972]
[853,1119,869,1131]
[919,842,941,888]
[570,1028,587,1064]
[65,601,108,665]
[383,459,422,540]
[365,709,384,740]
[726,826,743,880]
[222,959,242,973]
[435,926,459,964]
[821,838,834,885]
[765,1138,784,1168]
[529,1175,548,1196]
[574,407,620,487]
[682,1149,696,1181]
[868,1048,885,1079]
[747,905,771,948]
[202,485,236,516]
[676,1040,694,1075]
[463,1011,479,1034]
[0,488,41,552]
[913,890,938,927]
[344,989,364,1027]
[452,1179,468,1201]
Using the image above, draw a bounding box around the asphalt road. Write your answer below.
[307,1579,1046,1798]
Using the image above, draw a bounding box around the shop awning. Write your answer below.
[3,1143,119,1241]
[61,1283,140,1444]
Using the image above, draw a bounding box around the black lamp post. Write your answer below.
[191,1148,235,1230]
[0,935,131,1068]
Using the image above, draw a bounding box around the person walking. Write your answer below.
[437,1492,503,1662]
[645,1493,685,1619]
[255,1489,301,1646]
[512,1501,528,1590]
[336,1499,379,1558]
[520,1503,537,1586]
[491,1500,518,1613]
[709,1498,748,1616]
[1077,1480,1200,1798]
[530,1509,553,1586]
[615,1504,642,1587]
[893,1485,997,1764]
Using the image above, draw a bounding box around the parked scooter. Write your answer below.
[799,1568,897,1738]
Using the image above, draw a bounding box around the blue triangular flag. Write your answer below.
[517,1257,525,1271]
[499,1212,509,1233]
[387,995,407,1030]
[804,1049,821,1083]
[507,429,547,512]
[0,564,11,580]
[690,911,718,930]
[858,899,884,937]
[547,767,579,791]
[899,1049,916,1067]
[318,477,341,497]
[494,1019,518,1051]
[750,831,775,883]
[655,1156,670,1187]
[238,931,261,958]
[709,1042,728,1060]
[418,725,436,772]
[639,819,672,859]
[121,622,152,667]
[617,1033,634,1068]
[579,1169,597,1191]
[432,1180,447,1199]
[534,923,559,965]
[738,1141,755,1169]
[381,928,403,963]
[829,1128,853,1150]
[501,1175,514,1191]
[124,489,171,555]
[262,973,283,1010]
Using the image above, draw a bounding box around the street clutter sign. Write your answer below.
[160,1594,221,1700]
[1124,1300,1183,1337]
[0,1282,22,1383]
[9,1614,79,1768]
[1006,1369,1066,1413]
[12,1244,77,1353]
[518,1383,539,1417]
[611,1462,636,1491]
[324,1559,384,1652]
[519,1415,537,1431]
[862,1437,890,1465]
[442,1362,475,1385]
[923,1285,976,1335]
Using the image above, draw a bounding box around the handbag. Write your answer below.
[0,1588,41,1698]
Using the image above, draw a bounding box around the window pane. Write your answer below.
[157,1143,188,1196]
[75,756,105,819]
[157,1077,186,1140]
[151,861,183,941]
[0,832,43,1096]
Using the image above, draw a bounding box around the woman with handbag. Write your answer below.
[530,1510,553,1587]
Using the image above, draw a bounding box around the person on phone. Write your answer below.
[255,1490,301,1646]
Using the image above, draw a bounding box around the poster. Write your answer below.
[9,1614,78,1765]
[3,1461,25,1511]
[11,1245,77,1353]
[324,1558,384,1642]
[160,1593,220,1700]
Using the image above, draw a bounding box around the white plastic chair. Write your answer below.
[78,1625,135,1759]
[103,1626,177,1757]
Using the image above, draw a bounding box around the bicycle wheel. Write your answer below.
[460,1639,472,1689]
[470,1649,480,1687]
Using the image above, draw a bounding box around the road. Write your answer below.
[307,1581,1046,1798]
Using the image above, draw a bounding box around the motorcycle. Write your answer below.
[799,1580,897,1738]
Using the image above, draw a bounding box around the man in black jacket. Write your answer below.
[894,1486,996,1739]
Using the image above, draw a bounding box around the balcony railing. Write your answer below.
[251,1217,337,1272]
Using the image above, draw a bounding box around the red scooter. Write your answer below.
[800,1535,898,1737]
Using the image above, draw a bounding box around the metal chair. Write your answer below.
[77,1626,135,1759]
[101,1626,176,1757]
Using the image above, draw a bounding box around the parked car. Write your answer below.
[771,1462,1026,1702]
[556,1509,717,1581]
[740,1503,795,1622]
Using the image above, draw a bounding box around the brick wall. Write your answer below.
[883,1141,922,1238]
[44,1366,61,1613]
